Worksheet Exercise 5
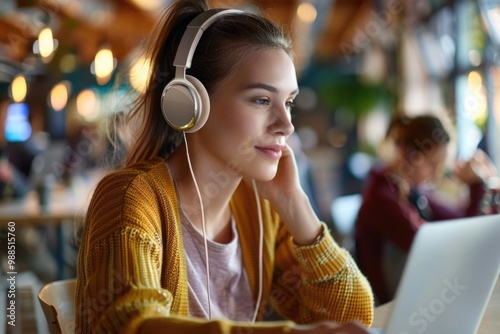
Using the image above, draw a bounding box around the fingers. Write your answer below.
[470,150,497,181]
[329,322,371,334]
[454,149,498,184]
[291,321,370,334]
[474,150,497,176]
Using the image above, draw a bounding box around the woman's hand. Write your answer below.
[291,321,371,334]
[254,144,302,204]
[251,144,323,245]
[455,150,497,185]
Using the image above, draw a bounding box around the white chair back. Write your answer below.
[38,278,76,334]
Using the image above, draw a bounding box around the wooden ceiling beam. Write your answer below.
[0,0,377,70]
[315,0,375,60]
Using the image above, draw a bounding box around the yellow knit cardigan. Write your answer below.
[75,157,373,333]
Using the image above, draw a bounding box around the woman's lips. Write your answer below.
[255,145,284,160]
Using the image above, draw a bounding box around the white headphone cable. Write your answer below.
[251,179,264,323]
[182,134,263,322]
[183,133,212,320]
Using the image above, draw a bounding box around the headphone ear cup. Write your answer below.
[184,75,210,133]
[160,76,210,133]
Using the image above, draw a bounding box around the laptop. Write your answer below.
[369,213,500,334]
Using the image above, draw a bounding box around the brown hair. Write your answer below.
[123,0,293,166]
[385,114,451,152]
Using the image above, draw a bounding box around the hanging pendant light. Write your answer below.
[10,74,28,103]
[34,27,59,63]
[91,44,117,85]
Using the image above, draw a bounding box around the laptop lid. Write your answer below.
[383,214,500,334]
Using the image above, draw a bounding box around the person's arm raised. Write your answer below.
[255,144,322,245]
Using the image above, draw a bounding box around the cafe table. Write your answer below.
[0,181,95,279]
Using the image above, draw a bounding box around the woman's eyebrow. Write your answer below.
[245,83,299,96]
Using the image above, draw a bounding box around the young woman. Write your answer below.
[355,114,497,304]
[75,0,374,333]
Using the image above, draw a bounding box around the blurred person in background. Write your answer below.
[0,97,58,282]
[0,98,29,200]
[355,113,497,304]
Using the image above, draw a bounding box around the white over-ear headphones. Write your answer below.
[161,9,242,133]
[166,8,265,323]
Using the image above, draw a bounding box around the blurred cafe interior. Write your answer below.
[0,0,499,331]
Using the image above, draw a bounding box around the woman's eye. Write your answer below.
[255,98,270,106]
[286,101,295,111]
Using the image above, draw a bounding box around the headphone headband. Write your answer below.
[161,8,242,133]
[173,9,243,70]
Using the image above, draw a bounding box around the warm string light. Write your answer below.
[50,81,71,111]
[466,71,487,123]
[92,45,117,85]
[128,0,163,11]
[95,48,113,78]
[91,1,117,85]
[34,27,59,63]
[297,3,317,23]
[39,28,54,58]
[10,75,28,103]
[76,89,99,121]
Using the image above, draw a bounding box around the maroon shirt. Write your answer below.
[354,166,485,304]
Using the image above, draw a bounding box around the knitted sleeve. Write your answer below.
[269,221,374,326]
[83,226,172,332]
[75,170,172,332]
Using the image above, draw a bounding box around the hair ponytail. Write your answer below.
[124,0,207,166]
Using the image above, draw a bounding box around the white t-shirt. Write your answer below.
[180,210,256,321]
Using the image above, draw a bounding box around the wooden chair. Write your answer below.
[38,278,76,334]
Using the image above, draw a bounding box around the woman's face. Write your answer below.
[194,48,298,181]
[404,143,448,185]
